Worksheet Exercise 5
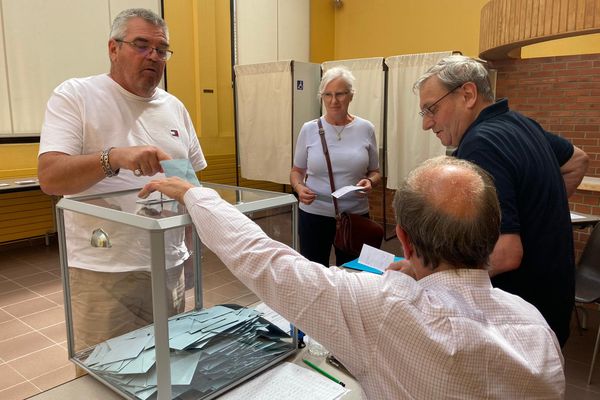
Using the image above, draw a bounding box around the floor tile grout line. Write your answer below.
[0,319,62,348]
[18,358,73,393]
[0,266,57,282]
[0,357,34,389]
[0,274,39,292]
[1,270,62,286]
[0,382,40,396]
[14,301,64,321]
[24,363,75,392]
[0,328,43,345]
[8,304,68,343]
[2,342,67,364]
[15,317,67,346]
[29,291,64,307]
[2,301,63,324]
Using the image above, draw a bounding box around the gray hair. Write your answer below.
[110,8,169,41]
[413,55,494,102]
[318,66,355,100]
[393,156,500,270]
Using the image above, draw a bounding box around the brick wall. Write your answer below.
[490,54,600,259]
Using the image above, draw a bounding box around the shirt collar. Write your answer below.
[418,269,492,290]
[454,98,509,153]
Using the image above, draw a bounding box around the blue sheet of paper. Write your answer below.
[160,159,201,186]
[82,305,294,400]
[342,256,404,275]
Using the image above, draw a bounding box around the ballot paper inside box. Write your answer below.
[81,305,295,400]
[55,182,299,400]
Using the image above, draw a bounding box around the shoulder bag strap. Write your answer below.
[317,118,340,216]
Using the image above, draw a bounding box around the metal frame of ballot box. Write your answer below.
[55,182,299,400]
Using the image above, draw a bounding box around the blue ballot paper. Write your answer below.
[160,159,201,186]
[341,256,404,275]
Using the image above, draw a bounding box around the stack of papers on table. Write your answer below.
[82,305,294,399]
[219,362,349,400]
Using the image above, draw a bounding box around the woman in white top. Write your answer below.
[290,66,381,267]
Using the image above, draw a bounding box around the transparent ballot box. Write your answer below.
[55,183,299,400]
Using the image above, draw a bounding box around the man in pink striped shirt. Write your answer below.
[140,156,565,399]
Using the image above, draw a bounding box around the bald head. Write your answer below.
[409,161,486,220]
[394,156,500,270]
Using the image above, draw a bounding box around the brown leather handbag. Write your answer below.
[317,118,384,258]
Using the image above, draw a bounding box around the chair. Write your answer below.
[574,222,600,384]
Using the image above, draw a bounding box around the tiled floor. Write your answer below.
[1,237,600,399]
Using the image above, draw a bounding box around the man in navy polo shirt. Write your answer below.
[411,55,589,347]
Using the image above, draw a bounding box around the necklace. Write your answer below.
[326,115,353,140]
[333,124,347,141]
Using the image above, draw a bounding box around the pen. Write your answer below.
[303,358,346,387]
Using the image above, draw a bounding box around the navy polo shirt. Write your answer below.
[453,98,575,345]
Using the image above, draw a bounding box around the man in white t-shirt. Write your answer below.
[37,8,206,352]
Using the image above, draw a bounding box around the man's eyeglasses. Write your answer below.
[321,91,350,101]
[115,39,173,61]
[419,84,463,117]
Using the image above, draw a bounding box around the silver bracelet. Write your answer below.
[100,147,119,178]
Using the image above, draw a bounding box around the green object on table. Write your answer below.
[302,358,346,387]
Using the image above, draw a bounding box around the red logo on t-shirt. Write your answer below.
[170,129,179,137]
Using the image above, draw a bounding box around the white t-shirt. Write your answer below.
[293,116,379,217]
[39,73,207,272]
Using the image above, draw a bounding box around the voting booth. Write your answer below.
[234,60,321,185]
[56,182,299,400]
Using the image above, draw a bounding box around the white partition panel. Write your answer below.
[109,0,160,18]
[277,0,309,62]
[385,52,453,189]
[0,0,161,137]
[3,0,109,135]
[235,61,320,184]
[0,15,10,135]
[235,0,309,65]
[236,0,278,65]
[322,58,385,148]
[235,61,293,184]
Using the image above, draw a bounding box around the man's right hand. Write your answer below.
[110,145,172,177]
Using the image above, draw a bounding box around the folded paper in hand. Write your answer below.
[358,244,395,272]
[331,185,364,199]
[160,159,201,186]
[342,244,402,275]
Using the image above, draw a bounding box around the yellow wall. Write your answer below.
[331,0,489,59]
[522,33,600,58]
[164,1,199,124]
[164,0,235,157]
[310,0,335,63]
[0,143,39,178]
